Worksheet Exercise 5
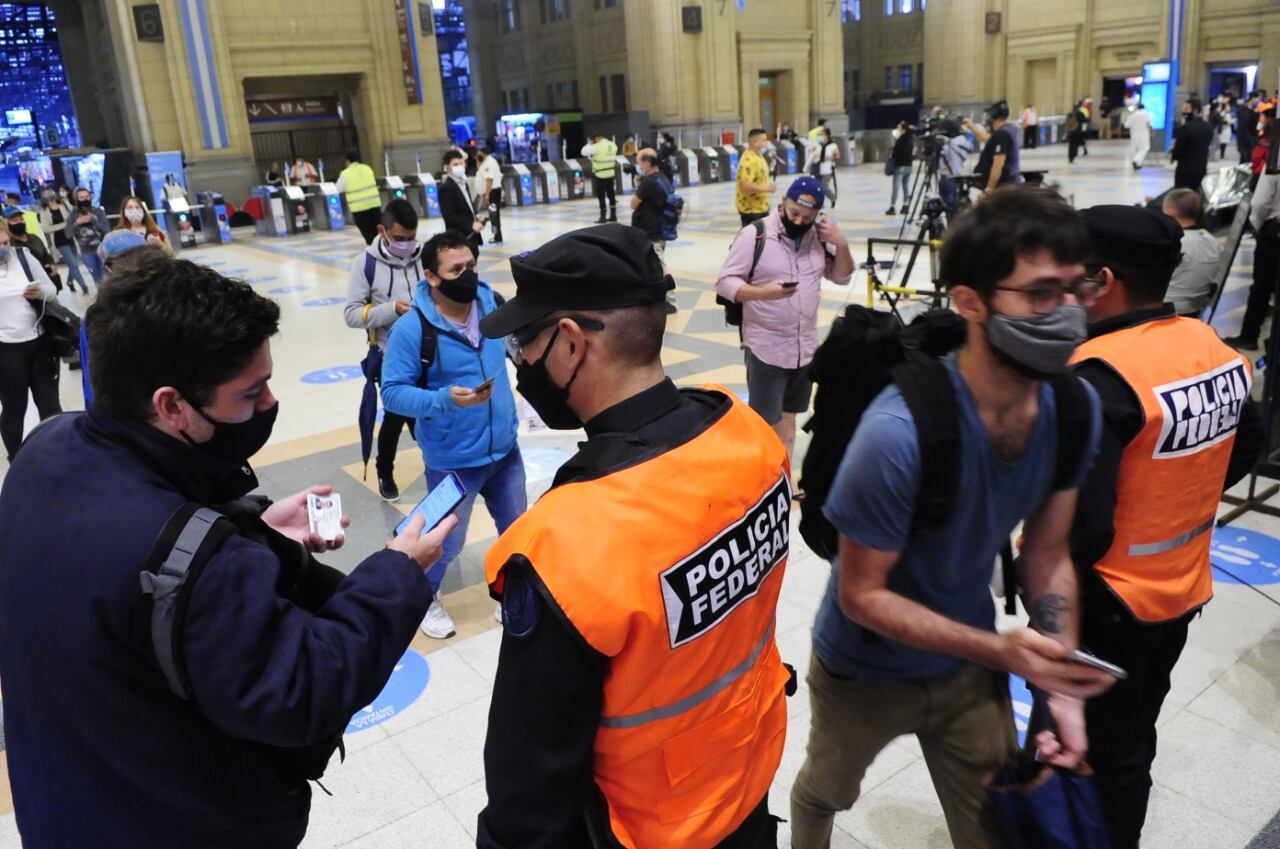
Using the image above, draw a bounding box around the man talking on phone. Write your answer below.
[477,224,794,848]
[0,258,456,849]
[381,229,525,638]
[715,176,854,490]
[1069,206,1264,849]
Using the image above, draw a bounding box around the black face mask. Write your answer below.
[437,267,479,303]
[77,200,91,210]
[514,327,583,430]
[8,222,25,236]
[181,402,279,466]
[779,209,813,240]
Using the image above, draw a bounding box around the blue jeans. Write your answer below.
[57,245,90,292]
[81,251,105,284]
[939,176,958,217]
[424,445,527,593]
[891,165,912,208]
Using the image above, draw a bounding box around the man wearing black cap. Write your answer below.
[476,223,793,849]
[1070,205,1264,849]
[963,100,1023,193]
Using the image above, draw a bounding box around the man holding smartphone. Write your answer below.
[0,258,455,849]
[1069,206,1264,849]
[381,229,525,638]
[715,176,855,489]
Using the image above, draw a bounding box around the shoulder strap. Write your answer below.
[1049,372,1091,491]
[415,308,438,388]
[364,251,377,287]
[747,219,767,281]
[14,246,34,283]
[139,504,237,700]
[891,357,961,530]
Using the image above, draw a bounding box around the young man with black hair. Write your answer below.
[1171,98,1214,191]
[1071,206,1263,849]
[344,199,427,500]
[964,100,1023,193]
[439,149,485,255]
[735,128,776,226]
[0,258,455,848]
[790,186,1114,849]
[381,229,524,638]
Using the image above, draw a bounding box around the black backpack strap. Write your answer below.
[139,504,237,700]
[891,356,961,530]
[1049,372,1092,491]
[14,246,34,282]
[747,218,767,281]
[414,308,438,389]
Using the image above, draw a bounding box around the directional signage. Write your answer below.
[345,650,431,733]
[245,97,339,123]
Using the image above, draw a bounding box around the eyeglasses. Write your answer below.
[994,277,1103,314]
[504,314,605,360]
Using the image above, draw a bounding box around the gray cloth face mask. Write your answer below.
[985,304,1087,379]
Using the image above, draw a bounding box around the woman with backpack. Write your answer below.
[0,219,61,460]
[67,187,110,285]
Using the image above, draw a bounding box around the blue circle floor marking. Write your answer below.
[1210,526,1280,585]
[268,284,309,294]
[304,296,345,307]
[301,365,363,384]
[346,650,430,734]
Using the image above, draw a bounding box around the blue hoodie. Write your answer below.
[381,280,519,470]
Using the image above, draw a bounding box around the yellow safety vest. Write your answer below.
[590,140,618,179]
[341,162,380,213]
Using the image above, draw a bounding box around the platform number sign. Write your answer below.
[133,4,164,42]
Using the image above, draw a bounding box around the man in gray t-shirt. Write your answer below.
[790,187,1115,849]
[1161,189,1222,316]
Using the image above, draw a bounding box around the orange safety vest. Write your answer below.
[487,389,791,849]
[1071,316,1252,622]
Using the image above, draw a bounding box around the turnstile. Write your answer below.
[163,197,198,248]
[614,155,636,196]
[378,175,409,208]
[553,160,587,199]
[718,146,741,181]
[305,183,346,230]
[535,162,561,203]
[252,186,310,237]
[676,150,701,187]
[501,164,537,207]
[195,191,232,244]
[695,147,722,183]
[776,141,799,174]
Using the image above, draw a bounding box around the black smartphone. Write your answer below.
[1069,649,1129,680]
[394,473,467,536]
[781,281,800,289]
[474,376,495,394]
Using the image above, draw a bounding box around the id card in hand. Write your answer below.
[306,492,344,541]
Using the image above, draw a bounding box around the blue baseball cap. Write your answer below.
[3,205,23,219]
[786,176,825,209]
[98,230,148,263]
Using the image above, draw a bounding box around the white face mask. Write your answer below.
[450,164,466,179]
[125,207,145,224]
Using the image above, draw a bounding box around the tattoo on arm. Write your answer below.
[1032,594,1069,635]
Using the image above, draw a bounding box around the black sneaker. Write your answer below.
[885,207,896,215]
[594,215,607,224]
[378,475,400,502]
[1223,335,1259,351]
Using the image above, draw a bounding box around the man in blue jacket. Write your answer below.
[0,257,455,849]
[382,229,525,638]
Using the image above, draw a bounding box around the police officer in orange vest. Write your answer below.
[476,224,793,849]
[1070,205,1264,849]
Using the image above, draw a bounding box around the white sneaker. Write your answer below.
[420,598,456,639]
[494,601,503,624]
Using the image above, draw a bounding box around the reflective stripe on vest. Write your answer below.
[486,388,790,849]
[591,141,617,178]
[342,163,381,212]
[1070,317,1251,622]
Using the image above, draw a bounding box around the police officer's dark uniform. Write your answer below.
[1069,206,1265,849]
[475,225,792,849]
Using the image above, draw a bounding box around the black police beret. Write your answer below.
[1082,205,1184,270]
[480,223,675,339]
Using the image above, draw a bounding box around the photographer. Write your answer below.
[0,258,456,848]
[964,100,1023,194]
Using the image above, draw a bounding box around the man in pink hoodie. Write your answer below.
[716,176,855,485]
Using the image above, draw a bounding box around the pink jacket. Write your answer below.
[715,210,852,369]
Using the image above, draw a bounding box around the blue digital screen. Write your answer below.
[1141,62,1172,132]
[1143,62,1171,84]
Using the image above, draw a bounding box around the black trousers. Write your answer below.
[1082,572,1196,849]
[1239,136,1258,165]
[486,187,504,242]
[1068,130,1085,162]
[1023,125,1038,149]
[353,208,381,245]
[740,211,768,227]
[0,337,62,459]
[1239,220,1280,341]
[1174,166,1207,192]
[593,176,617,218]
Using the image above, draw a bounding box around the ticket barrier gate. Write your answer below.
[304,183,346,230]
[162,197,198,249]
[695,147,722,183]
[404,174,440,218]
[378,175,409,209]
[677,150,701,187]
[553,160,588,199]
[718,146,741,181]
[252,186,311,236]
[613,155,636,196]
[534,162,562,202]
[502,164,537,206]
[195,191,232,244]
[776,141,799,174]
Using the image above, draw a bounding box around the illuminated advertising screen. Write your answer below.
[1141,61,1172,132]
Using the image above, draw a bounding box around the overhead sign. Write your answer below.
[245,97,339,123]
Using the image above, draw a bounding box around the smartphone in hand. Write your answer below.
[474,376,495,394]
[394,473,467,536]
[1068,649,1128,680]
[781,281,800,289]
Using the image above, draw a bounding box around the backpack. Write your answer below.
[408,291,505,389]
[656,174,683,242]
[16,247,81,360]
[797,305,1091,608]
[716,219,768,327]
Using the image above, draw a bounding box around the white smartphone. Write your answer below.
[305,492,344,541]
[1069,649,1128,680]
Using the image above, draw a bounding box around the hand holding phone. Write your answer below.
[474,376,495,394]
[1069,649,1128,680]
[781,281,800,289]
[394,472,467,537]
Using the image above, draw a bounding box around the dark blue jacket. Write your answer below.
[0,411,433,849]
